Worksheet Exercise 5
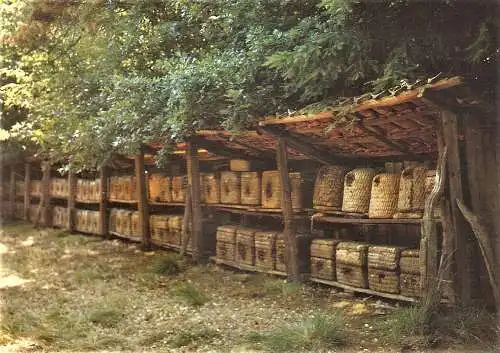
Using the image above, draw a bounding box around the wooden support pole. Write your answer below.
[187,140,204,263]
[135,150,150,249]
[99,166,109,237]
[180,188,192,257]
[276,137,301,282]
[441,111,471,305]
[24,163,31,221]
[9,165,16,220]
[67,171,76,232]
[35,161,51,227]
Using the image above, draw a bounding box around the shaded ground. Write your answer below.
[0,222,496,353]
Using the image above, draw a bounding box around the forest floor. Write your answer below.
[0,222,497,353]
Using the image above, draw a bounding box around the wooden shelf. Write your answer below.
[208,204,312,219]
[75,199,99,205]
[149,201,185,206]
[51,196,69,201]
[109,231,141,243]
[212,257,287,277]
[309,277,417,303]
[150,239,192,254]
[312,215,424,225]
[108,199,138,205]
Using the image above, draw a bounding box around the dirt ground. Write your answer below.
[0,222,496,353]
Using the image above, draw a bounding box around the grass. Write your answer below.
[150,253,184,275]
[171,282,210,307]
[87,308,124,328]
[244,312,345,352]
[169,326,221,348]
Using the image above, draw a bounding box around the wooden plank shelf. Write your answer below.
[312,215,424,225]
[150,240,192,254]
[51,196,69,201]
[309,277,417,303]
[149,201,185,206]
[208,204,313,219]
[212,257,287,277]
[108,199,138,205]
[75,199,99,205]
[109,231,141,243]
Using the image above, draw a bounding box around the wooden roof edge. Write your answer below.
[258,76,464,126]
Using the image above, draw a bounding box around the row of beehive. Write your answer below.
[109,176,137,201]
[76,179,101,202]
[51,178,69,198]
[313,166,437,218]
[148,171,312,209]
[150,214,192,250]
[75,209,101,234]
[216,225,287,272]
[310,239,420,297]
[109,208,140,238]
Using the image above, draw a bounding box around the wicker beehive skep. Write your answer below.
[313,165,348,210]
[395,166,428,213]
[368,173,400,218]
[342,168,377,214]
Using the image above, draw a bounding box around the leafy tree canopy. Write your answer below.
[0,0,497,169]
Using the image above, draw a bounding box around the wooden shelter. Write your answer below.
[2,76,498,307]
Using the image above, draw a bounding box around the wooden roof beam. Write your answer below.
[190,136,269,161]
[258,126,361,165]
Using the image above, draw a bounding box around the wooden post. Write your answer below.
[67,171,76,232]
[24,163,31,220]
[276,138,301,282]
[180,188,192,257]
[99,166,109,237]
[135,150,150,249]
[187,141,204,263]
[9,165,16,220]
[441,111,471,305]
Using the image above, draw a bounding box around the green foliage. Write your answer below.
[245,312,345,352]
[0,0,497,167]
[169,325,221,348]
[171,282,209,307]
[150,253,184,275]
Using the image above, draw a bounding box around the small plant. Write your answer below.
[245,312,345,352]
[171,283,209,307]
[151,254,183,275]
[383,305,427,343]
[88,308,123,328]
[169,326,220,348]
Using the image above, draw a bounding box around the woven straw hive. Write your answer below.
[368,246,403,294]
[336,242,369,288]
[121,176,137,201]
[275,233,286,272]
[310,238,342,281]
[216,225,238,261]
[90,180,101,202]
[342,168,377,214]
[118,209,133,236]
[201,173,220,204]
[52,206,65,227]
[109,209,118,233]
[220,171,241,204]
[313,165,348,210]
[171,176,187,203]
[399,249,421,297]
[149,214,169,243]
[148,174,162,202]
[75,210,89,233]
[236,227,257,266]
[368,173,400,218]
[254,230,278,270]
[240,172,261,206]
[87,210,100,234]
[229,159,253,172]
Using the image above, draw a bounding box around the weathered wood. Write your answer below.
[34,161,51,227]
[355,120,415,157]
[134,151,150,248]
[67,171,76,232]
[260,125,356,165]
[99,166,109,237]
[441,111,471,305]
[456,199,500,307]
[191,135,258,161]
[187,140,204,263]
[276,138,301,282]
[24,163,31,220]
[420,145,447,300]
[9,166,16,219]
[180,188,192,257]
